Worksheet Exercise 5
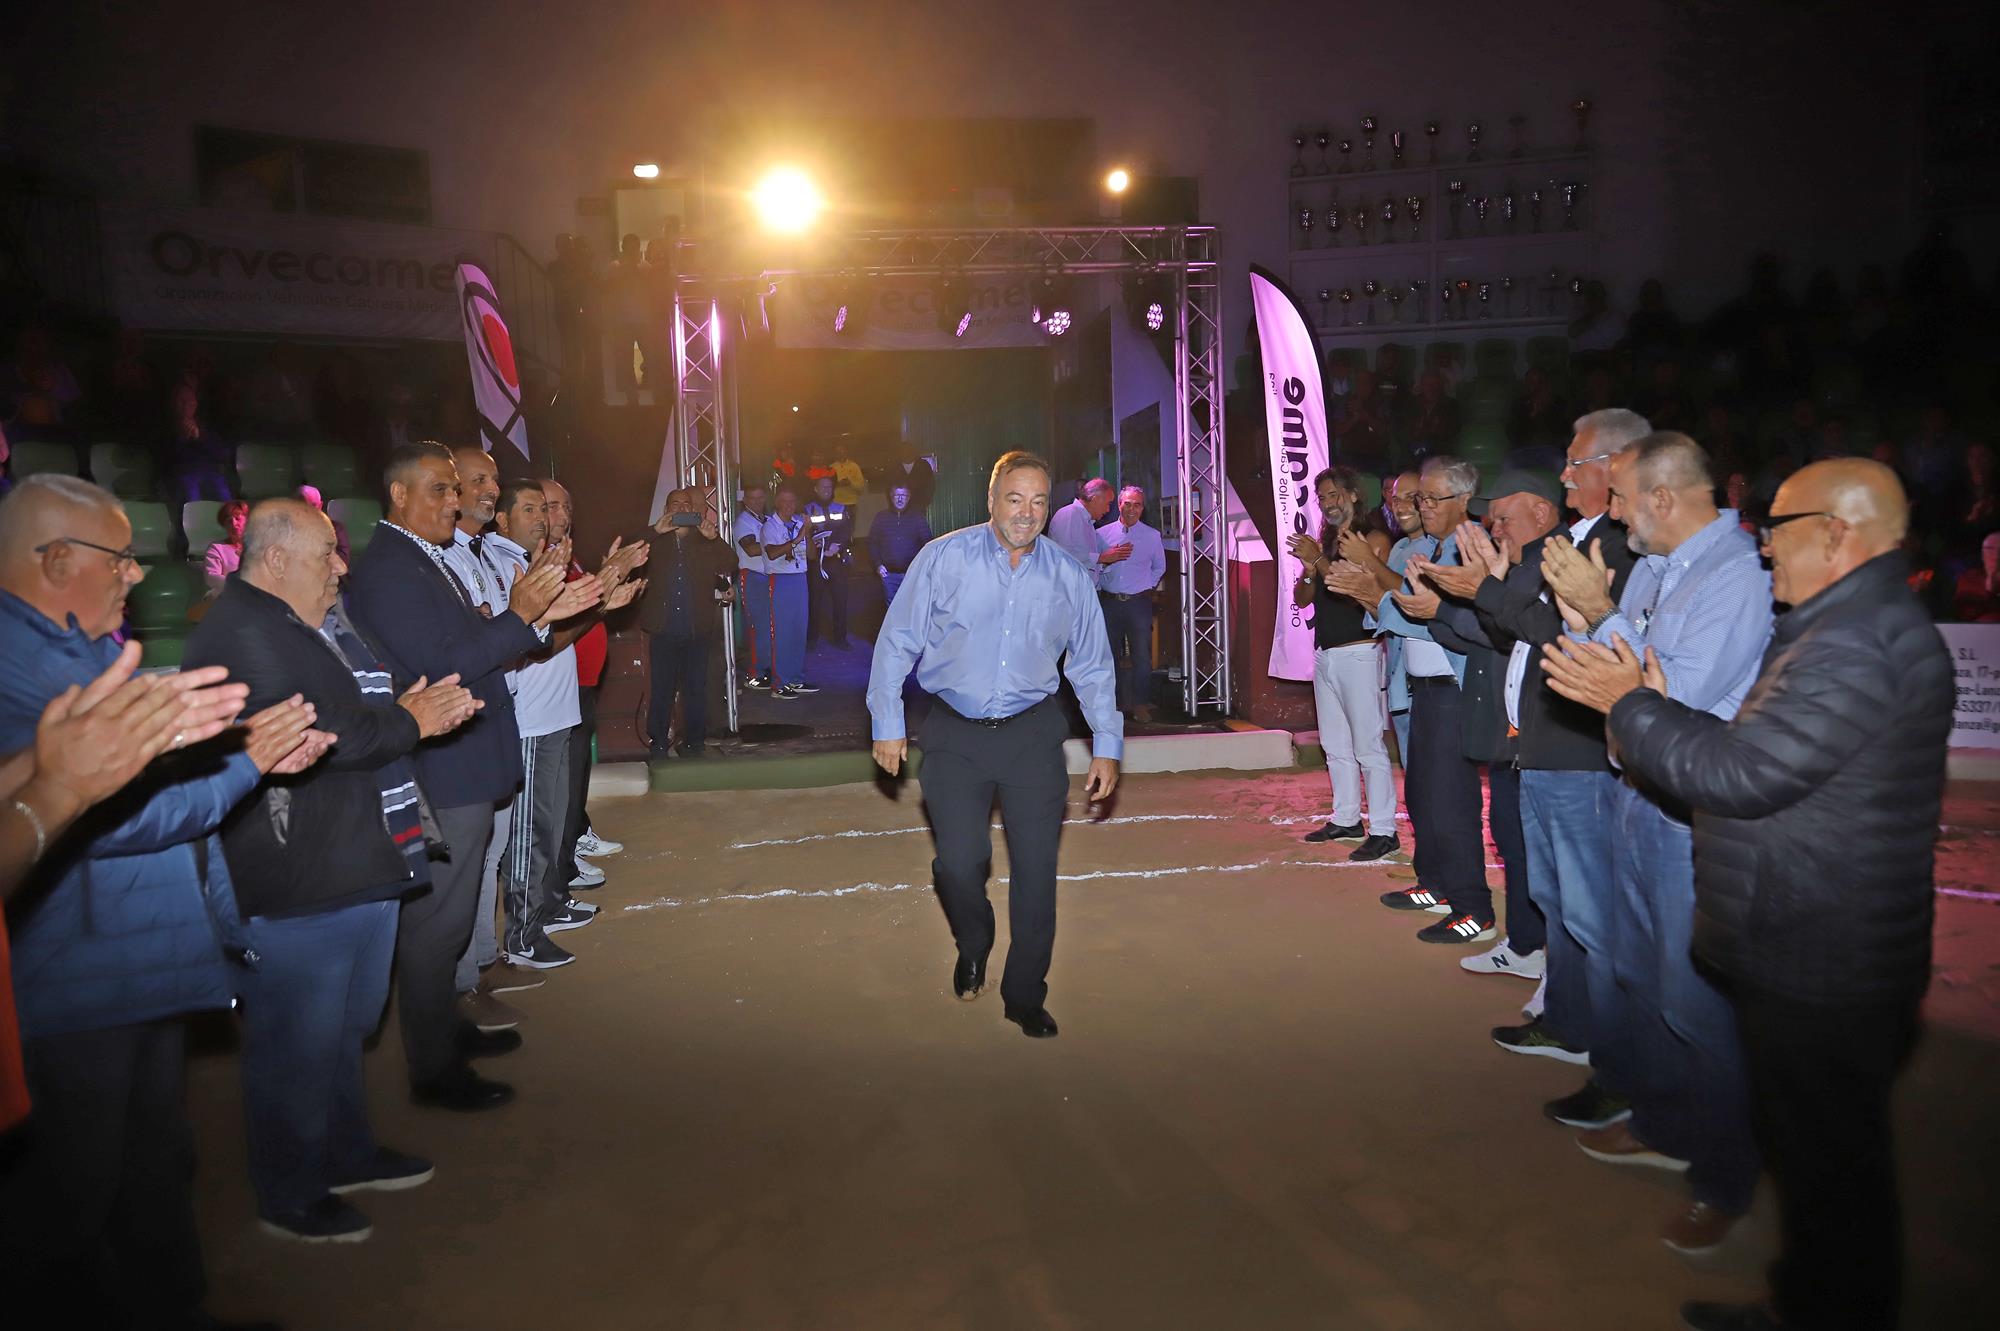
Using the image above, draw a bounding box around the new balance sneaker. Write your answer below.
[544,904,595,934]
[1379,885,1451,913]
[570,859,606,888]
[1347,833,1402,862]
[742,675,770,690]
[788,680,822,694]
[505,934,576,970]
[770,684,800,700]
[1459,941,1546,979]
[1543,1080,1632,1129]
[1576,1120,1691,1173]
[561,895,599,916]
[576,831,623,858]
[1417,913,1498,944]
[1492,1017,1590,1065]
[260,1195,372,1244]
[329,1147,434,1196]
[1301,820,1364,844]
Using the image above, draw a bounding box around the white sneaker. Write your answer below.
[1458,942,1546,980]
[1523,973,1548,1021]
[569,859,606,887]
[576,831,623,858]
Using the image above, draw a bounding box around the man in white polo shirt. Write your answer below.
[733,482,773,689]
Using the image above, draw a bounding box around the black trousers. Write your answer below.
[560,683,598,866]
[396,801,492,1085]
[649,632,710,753]
[807,560,850,644]
[1736,988,1920,1331]
[0,1019,207,1327]
[1486,763,1544,953]
[918,697,1070,1010]
[1404,676,1487,917]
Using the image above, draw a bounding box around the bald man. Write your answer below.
[1540,460,1955,1331]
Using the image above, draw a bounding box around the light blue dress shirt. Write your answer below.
[868,523,1124,760]
[1095,518,1167,596]
[1372,532,1468,687]
[1046,498,1103,586]
[1588,509,1771,720]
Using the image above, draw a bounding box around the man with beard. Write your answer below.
[867,452,1121,1040]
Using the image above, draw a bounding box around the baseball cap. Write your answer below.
[1469,468,1563,516]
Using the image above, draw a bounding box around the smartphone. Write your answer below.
[669,512,703,527]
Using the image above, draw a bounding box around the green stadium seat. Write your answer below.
[125,502,177,561]
[300,443,365,498]
[327,498,382,554]
[1455,420,1510,471]
[234,443,299,498]
[8,440,82,480]
[137,634,188,670]
[1473,338,1519,381]
[89,442,158,498]
[1525,336,1570,376]
[1459,378,1517,424]
[126,561,202,634]
[182,500,230,557]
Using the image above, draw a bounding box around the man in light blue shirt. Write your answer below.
[868,451,1121,1040]
[1096,486,1168,718]
[1539,430,1772,1250]
[1046,477,1114,585]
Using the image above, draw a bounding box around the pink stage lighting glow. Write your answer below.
[1045,309,1073,337]
[1145,301,1165,333]
[955,311,974,338]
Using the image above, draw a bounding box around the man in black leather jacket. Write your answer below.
[1540,459,1954,1331]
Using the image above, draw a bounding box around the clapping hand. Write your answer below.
[543,574,605,624]
[1285,532,1325,568]
[243,696,337,774]
[1454,520,1510,579]
[30,643,250,808]
[1540,535,1616,623]
[1335,528,1376,566]
[1407,552,1487,601]
[1389,570,1442,621]
[604,577,645,612]
[507,560,566,625]
[1539,634,1663,714]
[1325,560,1379,606]
[397,673,482,739]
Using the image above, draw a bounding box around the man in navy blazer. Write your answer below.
[345,442,581,1111]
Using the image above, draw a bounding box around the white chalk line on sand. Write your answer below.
[728,810,1410,851]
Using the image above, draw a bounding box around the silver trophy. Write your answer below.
[1570,275,1586,313]
[1560,180,1582,230]
[1360,115,1379,171]
[1338,286,1354,327]
[1501,275,1516,316]
[1472,194,1491,236]
[1446,179,1467,238]
[1314,129,1332,173]
[1455,278,1473,319]
[1290,132,1308,177]
[1529,187,1545,233]
[1354,203,1371,246]
[1571,98,1594,152]
[1317,286,1333,327]
[1439,282,1455,321]
[1380,194,1397,239]
[1501,190,1518,232]
[1466,122,1485,162]
[1391,128,1406,166]
[1477,280,1493,318]
[1297,204,1315,250]
[1362,278,1380,325]
[1337,137,1354,174]
[1424,120,1441,164]
[1387,285,1405,323]
[1405,194,1423,242]
[1325,198,1343,247]
[1410,279,1429,321]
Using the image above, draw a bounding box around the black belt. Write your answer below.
[934,695,1050,728]
[1408,674,1458,689]
[1099,590,1145,601]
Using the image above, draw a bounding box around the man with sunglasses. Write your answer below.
[1540,458,1951,1331]
[1536,431,1772,1261]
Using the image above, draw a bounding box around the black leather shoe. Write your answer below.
[411,1066,515,1111]
[1004,1006,1059,1039]
[952,952,988,1001]
[1301,820,1364,843]
[457,1024,523,1059]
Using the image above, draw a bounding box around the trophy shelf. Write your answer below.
[1311,313,1572,341]
[1291,227,1594,258]
[1287,148,1592,186]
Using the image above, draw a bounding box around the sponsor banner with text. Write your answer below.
[1248,267,1330,682]
[1941,624,2000,749]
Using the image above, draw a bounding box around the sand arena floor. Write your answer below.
[187,770,2000,1330]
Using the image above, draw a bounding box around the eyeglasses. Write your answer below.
[1564,450,1619,469]
[33,537,140,571]
[1756,510,1831,545]
[1411,491,1461,508]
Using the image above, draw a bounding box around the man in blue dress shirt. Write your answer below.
[867,452,1122,1040]
[1096,486,1169,719]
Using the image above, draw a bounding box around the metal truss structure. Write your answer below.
[670,225,1230,719]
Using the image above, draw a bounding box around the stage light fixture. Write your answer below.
[1105,167,1131,195]
[1045,309,1073,337]
[632,162,661,179]
[936,269,974,338]
[1029,261,1074,336]
[751,166,824,233]
[831,271,867,336]
[1145,301,1165,333]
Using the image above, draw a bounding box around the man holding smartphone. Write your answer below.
[640,488,736,758]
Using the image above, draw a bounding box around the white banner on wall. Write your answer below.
[103,204,496,341]
[1941,624,2000,749]
[1248,267,1330,682]
[772,274,1059,350]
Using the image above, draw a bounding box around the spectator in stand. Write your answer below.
[1547,458,1953,1331]
[1509,366,1570,454]
[870,483,934,607]
[830,438,865,507]
[0,473,328,1328]
[1956,441,1997,548]
[639,487,734,758]
[1097,487,1169,720]
[345,442,572,1112]
[770,441,800,490]
[1374,344,1409,421]
[887,447,937,512]
[2,326,82,439]
[1538,432,1772,1258]
[1403,370,1460,461]
[1334,368,1386,468]
[298,484,350,567]
[246,341,316,439]
[162,380,234,504]
[102,328,160,443]
[203,498,250,592]
[1638,358,1696,434]
[185,497,479,1243]
[1901,405,1963,538]
[1954,532,2000,622]
[1323,354,1355,432]
[1700,402,1749,480]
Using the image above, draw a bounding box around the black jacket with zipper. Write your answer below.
[183,577,424,918]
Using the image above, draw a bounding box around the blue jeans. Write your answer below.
[1099,592,1154,710]
[881,571,905,606]
[1612,782,1760,1214]
[739,570,771,680]
[1487,764,1544,954]
[770,571,807,686]
[1520,769,1619,1054]
[238,899,397,1218]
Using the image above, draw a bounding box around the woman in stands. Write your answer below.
[202,498,249,592]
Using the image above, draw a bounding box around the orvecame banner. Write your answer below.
[1248,266,1330,682]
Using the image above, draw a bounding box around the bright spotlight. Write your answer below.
[632,162,661,179]
[1045,309,1073,337]
[1145,301,1165,333]
[751,167,824,233]
[1104,167,1131,195]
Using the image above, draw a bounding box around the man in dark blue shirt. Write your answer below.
[638,487,735,758]
[867,484,932,609]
